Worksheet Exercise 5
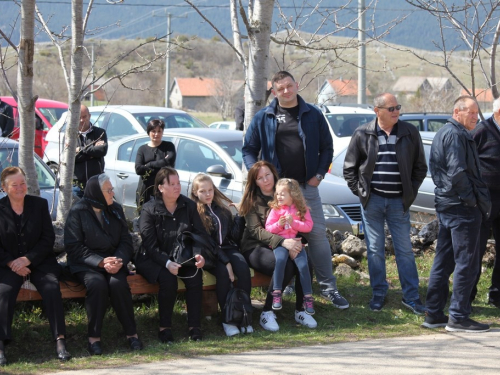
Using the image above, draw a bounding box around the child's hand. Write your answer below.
[286,214,293,224]
[278,215,287,227]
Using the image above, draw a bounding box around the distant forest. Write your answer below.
[0,0,487,51]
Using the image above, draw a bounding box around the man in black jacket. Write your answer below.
[424,95,491,333]
[0,98,14,138]
[74,105,107,193]
[470,98,500,307]
[343,92,427,314]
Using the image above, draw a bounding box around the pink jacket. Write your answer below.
[265,204,313,239]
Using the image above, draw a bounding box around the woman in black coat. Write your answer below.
[136,167,206,342]
[64,174,142,355]
[135,119,176,208]
[0,167,70,366]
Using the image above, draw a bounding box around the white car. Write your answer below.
[320,105,376,156]
[43,105,207,172]
[208,121,238,130]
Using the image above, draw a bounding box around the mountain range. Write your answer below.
[0,0,493,51]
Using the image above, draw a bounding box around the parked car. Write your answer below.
[208,121,239,130]
[399,112,450,132]
[104,128,363,235]
[0,96,68,157]
[319,104,376,156]
[43,105,207,173]
[0,137,59,220]
[330,131,437,223]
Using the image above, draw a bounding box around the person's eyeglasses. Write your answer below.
[377,105,401,112]
[102,188,114,194]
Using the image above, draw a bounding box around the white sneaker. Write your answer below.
[240,325,254,334]
[260,311,279,332]
[295,310,317,328]
[222,323,240,337]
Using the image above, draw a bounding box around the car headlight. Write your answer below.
[322,204,340,217]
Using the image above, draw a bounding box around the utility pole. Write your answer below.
[91,43,95,106]
[358,0,366,104]
[165,13,171,108]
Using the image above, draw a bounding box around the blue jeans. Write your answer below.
[300,184,337,293]
[273,246,312,295]
[425,204,481,322]
[361,193,420,300]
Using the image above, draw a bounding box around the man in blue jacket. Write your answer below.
[470,97,500,308]
[424,95,491,332]
[242,71,349,319]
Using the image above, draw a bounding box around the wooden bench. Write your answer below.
[16,269,272,315]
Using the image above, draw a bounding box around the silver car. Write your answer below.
[330,131,437,223]
[104,128,363,234]
[0,137,59,220]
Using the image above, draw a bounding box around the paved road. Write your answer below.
[51,330,500,374]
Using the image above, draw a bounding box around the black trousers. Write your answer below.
[471,200,500,303]
[75,268,137,338]
[157,266,202,328]
[211,247,252,315]
[244,246,305,311]
[0,268,66,343]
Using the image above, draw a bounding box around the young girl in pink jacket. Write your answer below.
[265,178,315,315]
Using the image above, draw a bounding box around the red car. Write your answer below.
[0,97,68,157]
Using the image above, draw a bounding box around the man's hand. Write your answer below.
[307,176,321,187]
[9,257,31,273]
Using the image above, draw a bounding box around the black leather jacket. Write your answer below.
[430,119,491,218]
[343,119,428,212]
[74,125,108,186]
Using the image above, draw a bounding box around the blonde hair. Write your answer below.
[190,173,233,233]
[268,178,308,221]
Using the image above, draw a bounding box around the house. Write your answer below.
[317,78,371,105]
[461,88,494,112]
[169,77,244,111]
[393,76,453,100]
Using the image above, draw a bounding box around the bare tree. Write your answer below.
[404,0,500,113]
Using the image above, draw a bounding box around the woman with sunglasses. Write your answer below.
[65,174,143,355]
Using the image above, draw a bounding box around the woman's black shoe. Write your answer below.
[56,339,71,361]
[158,329,174,344]
[128,337,143,351]
[188,327,203,341]
[87,341,102,356]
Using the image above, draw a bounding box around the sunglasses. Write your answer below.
[377,105,401,112]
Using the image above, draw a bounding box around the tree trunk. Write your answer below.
[56,0,84,221]
[17,0,39,195]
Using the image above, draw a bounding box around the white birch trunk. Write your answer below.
[17,0,40,195]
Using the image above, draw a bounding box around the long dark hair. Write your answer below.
[154,167,179,199]
[239,161,279,217]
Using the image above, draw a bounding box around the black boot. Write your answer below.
[56,338,71,361]
[0,340,6,366]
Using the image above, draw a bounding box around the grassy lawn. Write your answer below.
[5,251,500,374]
[190,112,224,125]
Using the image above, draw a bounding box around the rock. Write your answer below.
[418,219,439,244]
[356,270,370,280]
[53,221,65,254]
[332,254,359,268]
[334,263,354,277]
[326,228,345,255]
[341,235,367,258]
[385,235,394,255]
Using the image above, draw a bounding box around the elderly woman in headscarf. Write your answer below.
[64,174,142,356]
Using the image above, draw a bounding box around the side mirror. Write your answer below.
[206,164,232,179]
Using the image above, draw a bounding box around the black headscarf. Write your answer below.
[83,175,125,230]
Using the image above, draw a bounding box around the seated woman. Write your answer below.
[64,174,142,355]
[136,167,206,342]
[190,173,252,337]
[135,119,176,209]
[240,161,316,331]
[0,167,70,366]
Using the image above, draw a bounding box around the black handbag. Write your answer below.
[172,231,218,270]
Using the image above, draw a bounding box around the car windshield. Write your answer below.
[0,148,56,189]
[132,113,207,130]
[217,140,243,169]
[38,107,68,126]
[325,114,375,138]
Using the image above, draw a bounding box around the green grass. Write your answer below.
[5,251,500,374]
[190,112,224,126]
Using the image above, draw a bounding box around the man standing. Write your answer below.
[343,93,427,314]
[242,70,349,310]
[74,105,107,192]
[470,98,500,307]
[424,96,491,332]
[0,98,14,138]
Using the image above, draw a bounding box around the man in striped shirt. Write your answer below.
[343,92,427,314]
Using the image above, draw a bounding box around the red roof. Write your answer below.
[175,77,222,97]
[327,79,371,96]
[461,88,494,102]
